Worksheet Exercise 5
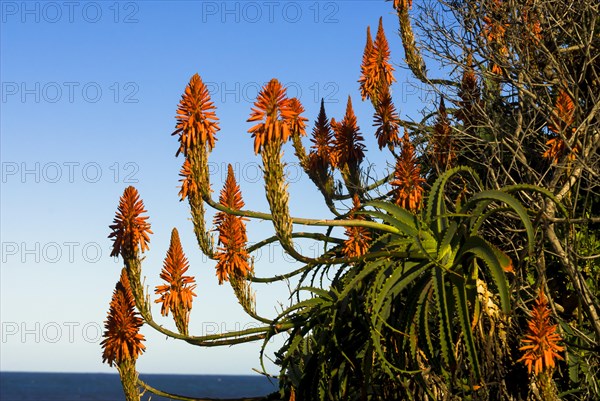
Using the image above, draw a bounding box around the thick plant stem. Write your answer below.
[189,142,215,258]
[117,359,140,401]
[261,140,294,252]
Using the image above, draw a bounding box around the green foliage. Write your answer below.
[271,167,546,399]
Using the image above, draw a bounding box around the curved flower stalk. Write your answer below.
[155,228,196,336]
[214,164,252,284]
[101,269,145,401]
[173,74,219,256]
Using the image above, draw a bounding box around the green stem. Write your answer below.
[204,195,400,233]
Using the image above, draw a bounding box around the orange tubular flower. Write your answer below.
[373,89,400,149]
[359,18,396,102]
[214,165,251,284]
[391,0,412,11]
[518,289,565,376]
[391,131,425,211]
[109,186,153,258]
[432,97,455,169]
[543,89,577,164]
[178,158,198,201]
[343,194,371,258]
[155,228,196,332]
[247,79,292,154]
[173,73,220,156]
[282,97,308,137]
[331,96,366,169]
[101,269,146,367]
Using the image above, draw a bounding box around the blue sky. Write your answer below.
[1,0,436,374]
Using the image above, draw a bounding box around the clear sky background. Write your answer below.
[1,0,438,374]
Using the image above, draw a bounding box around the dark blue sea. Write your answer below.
[0,372,279,400]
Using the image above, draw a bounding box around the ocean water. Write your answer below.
[0,372,279,401]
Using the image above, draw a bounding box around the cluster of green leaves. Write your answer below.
[268,167,563,400]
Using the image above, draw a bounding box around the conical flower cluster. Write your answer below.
[101,269,146,367]
[431,97,455,169]
[359,18,396,103]
[391,131,425,211]
[331,96,366,170]
[343,195,372,258]
[155,228,196,335]
[543,89,577,164]
[173,74,219,156]
[518,289,565,375]
[108,186,152,259]
[308,99,335,174]
[373,89,400,149]
[455,54,481,129]
[214,165,251,284]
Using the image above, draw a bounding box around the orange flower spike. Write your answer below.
[361,18,396,102]
[432,96,455,168]
[549,89,575,133]
[372,17,395,88]
[309,99,334,171]
[332,96,366,169]
[373,89,400,149]
[247,79,291,154]
[173,74,220,156]
[343,194,371,258]
[544,89,577,164]
[214,165,251,284]
[358,26,375,100]
[108,186,153,258]
[391,131,426,211]
[155,228,196,318]
[518,289,565,375]
[101,269,146,367]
